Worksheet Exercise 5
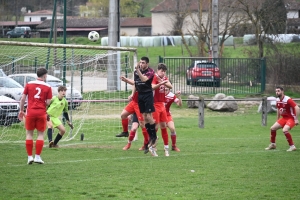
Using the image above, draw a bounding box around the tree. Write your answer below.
[261,0,287,34]
[79,0,140,18]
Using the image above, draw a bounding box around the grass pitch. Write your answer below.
[0,106,300,199]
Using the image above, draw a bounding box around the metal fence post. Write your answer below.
[198,97,205,128]
[261,97,267,126]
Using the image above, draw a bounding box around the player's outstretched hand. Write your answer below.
[67,121,74,129]
[295,119,299,126]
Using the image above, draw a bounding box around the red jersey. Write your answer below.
[152,74,168,103]
[132,91,138,103]
[165,91,179,116]
[276,95,297,119]
[23,80,52,117]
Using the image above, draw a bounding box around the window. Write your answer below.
[41,17,47,21]
[10,76,24,86]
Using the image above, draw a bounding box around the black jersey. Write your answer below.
[134,67,155,93]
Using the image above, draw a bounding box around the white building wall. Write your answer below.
[24,15,63,22]
[287,11,299,18]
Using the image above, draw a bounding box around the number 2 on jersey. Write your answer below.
[34,87,41,98]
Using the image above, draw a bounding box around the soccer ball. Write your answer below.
[88,31,100,42]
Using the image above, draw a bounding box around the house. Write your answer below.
[36,17,151,37]
[24,10,63,22]
[150,0,300,36]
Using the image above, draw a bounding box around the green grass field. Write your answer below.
[1,103,300,199]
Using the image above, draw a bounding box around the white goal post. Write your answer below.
[0,41,139,144]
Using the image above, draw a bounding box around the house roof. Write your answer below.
[37,17,151,29]
[121,18,151,27]
[24,10,63,16]
[39,27,108,32]
[0,21,42,26]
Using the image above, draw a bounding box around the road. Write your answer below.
[66,76,131,92]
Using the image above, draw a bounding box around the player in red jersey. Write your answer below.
[19,67,53,164]
[152,63,172,156]
[265,86,299,152]
[116,76,150,152]
[164,87,182,152]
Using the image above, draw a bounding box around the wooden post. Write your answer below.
[261,97,267,126]
[198,97,205,128]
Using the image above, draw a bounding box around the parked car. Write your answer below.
[0,69,7,77]
[9,73,83,109]
[6,26,31,38]
[0,95,21,126]
[0,77,24,101]
[186,60,221,87]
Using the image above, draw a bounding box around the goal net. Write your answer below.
[0,41,137,145]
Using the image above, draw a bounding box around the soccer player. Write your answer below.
[117,76,150,152]
[47,85,74,148]
[151,63,173,156]
[133,56,158,156]
[164,88,182,152]
[19,67,52,164]
[265,86,299,151]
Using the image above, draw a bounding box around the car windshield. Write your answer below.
[196,63,216,68]
[47,81,63,87]
[0,78,23,88]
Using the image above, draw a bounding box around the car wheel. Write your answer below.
[21,35,24,38]
[186,79,191,85]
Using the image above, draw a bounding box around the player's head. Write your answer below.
[36,67,48,81]
[140,57,149,64]
[58,86,67,97]
[139,57,149,70]
[58,85,67,92]
[275,86,284,98]
[157,63,167,78]
[165,87,170,95]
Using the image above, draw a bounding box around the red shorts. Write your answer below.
[125,101,144,121]
[277,118,296,129]
[166,115,173,123]
[25,115,47,132]
[153,102,168,123]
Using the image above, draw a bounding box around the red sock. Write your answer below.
[161,128,168,145]
[284,131,294,146]
[171,134,176,147]
[142,128,149,145]
[122,119,128,132]
[35,140,44,155]
[128,131,135,142]
[270,130,276,143]
[25,140,33,156]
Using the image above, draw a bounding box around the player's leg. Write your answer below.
[123,114,139,150]
[167,119,180,152]
[47,119,54,147]
[52,117,65,147]
[265,119,283,150]
[116,106,133,137]
[33,115,47,164]
[24,116,35,164]
[283,119,296,151]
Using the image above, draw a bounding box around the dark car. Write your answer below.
[186,60,221,87]
[6,26,31,38]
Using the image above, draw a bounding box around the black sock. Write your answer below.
[145,123,153,138]
[54,133,62,145]
[47,128,53,142]
[150,123,156,138]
